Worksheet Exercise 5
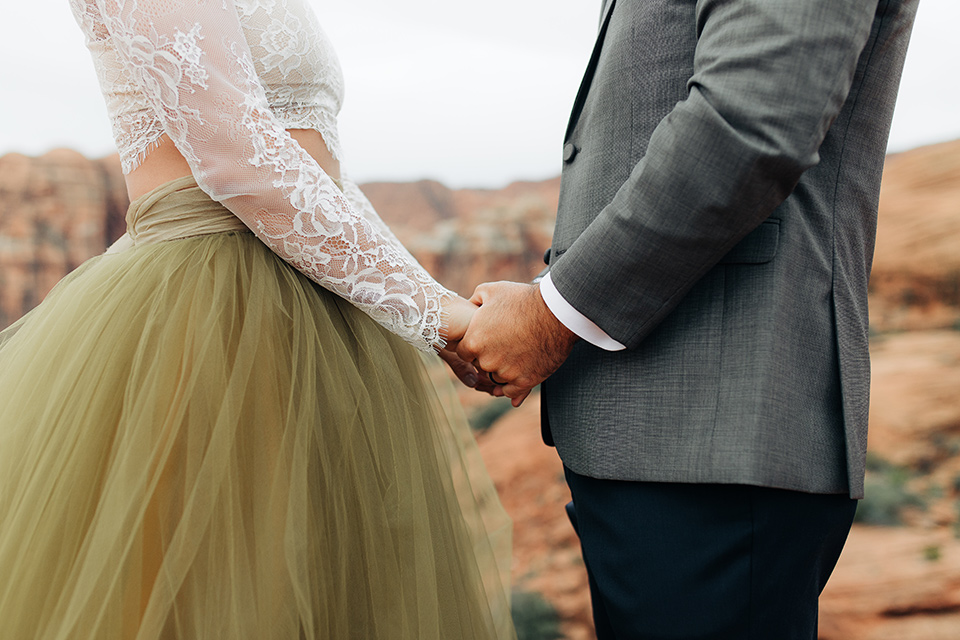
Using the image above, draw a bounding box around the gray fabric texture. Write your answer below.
[544,0,917,498]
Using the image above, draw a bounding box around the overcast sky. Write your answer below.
[1,0,956,188]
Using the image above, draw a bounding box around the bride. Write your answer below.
[0,0,515,637]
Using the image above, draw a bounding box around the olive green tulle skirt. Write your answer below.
[0,179,515,639]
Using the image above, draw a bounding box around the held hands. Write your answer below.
[438,295,502,396]
[444,281,578,407]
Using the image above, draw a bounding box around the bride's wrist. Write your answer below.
[441,295,477,351]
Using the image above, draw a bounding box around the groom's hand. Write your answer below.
[457,281,578,407]
[439,295,501,395]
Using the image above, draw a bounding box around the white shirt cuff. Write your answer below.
[540,272,626,351]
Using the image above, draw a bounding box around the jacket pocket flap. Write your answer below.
[717,219,780,265]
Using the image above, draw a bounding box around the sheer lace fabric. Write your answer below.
[69,0,453,351]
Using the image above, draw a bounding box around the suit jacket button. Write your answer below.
[543,248,552,264]
[562,143,579,163]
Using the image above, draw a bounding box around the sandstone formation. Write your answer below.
[0,149,127,328]
[870,139,960,333]
[363,177,560,296]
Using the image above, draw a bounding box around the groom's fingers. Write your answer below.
[504,386,533,407]
[458,282,516,367]
[459,280,576,405]
[459,283,542,389]
[472,376,501,395]
[468,282,494,306]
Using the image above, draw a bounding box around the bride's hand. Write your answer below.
[439,295,502,395]
[444,295,479,350]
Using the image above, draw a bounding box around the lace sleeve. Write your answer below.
[338,176,422,266]
[93,0,453,352]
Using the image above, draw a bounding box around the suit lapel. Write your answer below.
[599,0,616,27]
[564,0,617,141]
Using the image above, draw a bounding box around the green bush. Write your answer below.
[865,451,897,473]
[469,397,513,433]
[511,591,563,640]
[855,458,924,526]
[923,544,942,562]
[951,474,960,496]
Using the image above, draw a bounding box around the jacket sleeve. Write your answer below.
[548,0,883,348]
[94,0,453,352]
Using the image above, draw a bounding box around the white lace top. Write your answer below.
[69,0,453,352]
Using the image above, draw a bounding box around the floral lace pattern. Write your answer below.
[69,0,452,351]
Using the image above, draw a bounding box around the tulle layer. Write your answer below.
[0,206,513,638]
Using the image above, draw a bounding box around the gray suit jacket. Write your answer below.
[543,0,917,498]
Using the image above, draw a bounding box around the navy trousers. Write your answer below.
[563,467,857,640]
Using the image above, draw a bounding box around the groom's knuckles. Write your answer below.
[456,332,480,360]
[469,282,494,305]
[503,383,532,406]
[514,374,538,391]
[509,388,532,407]
[459,317,495,360]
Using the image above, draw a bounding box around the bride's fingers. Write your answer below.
[437,349,478,387]
[445,295,479,345]
[437,350,500,395]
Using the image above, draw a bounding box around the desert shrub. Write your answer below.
[865,452,897,473]
[855,458,925,526]
[900,287,917,307]
[469,397,513,433]
[511,591,563,640]
[926,483,945,500]
[931,433,960,459]
[923,544,942,562]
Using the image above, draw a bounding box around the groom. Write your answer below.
[454,0,917,637]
